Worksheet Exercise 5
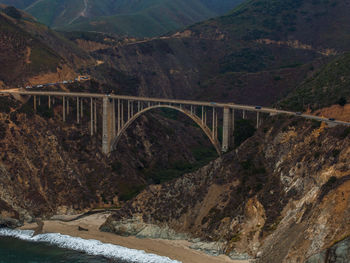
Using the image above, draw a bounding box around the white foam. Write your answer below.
[0,228,181,263]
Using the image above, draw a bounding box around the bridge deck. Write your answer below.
[1,90,349,126]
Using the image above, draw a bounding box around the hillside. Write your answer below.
[279,52,350,111]
[72,0,350,108]
[1,1,350,261]
[102,116,350,262]
[0,0,243,37]
[0,6,92,87]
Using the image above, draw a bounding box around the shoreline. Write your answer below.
[19,213,250,263]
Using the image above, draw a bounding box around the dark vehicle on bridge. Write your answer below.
[328,118,335,121]
[296,112,302,115]
[255,106,262,109]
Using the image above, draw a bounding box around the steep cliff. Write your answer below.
[101,116,350,262]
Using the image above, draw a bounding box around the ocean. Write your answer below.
[0,229,180,263]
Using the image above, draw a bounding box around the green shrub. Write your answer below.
[119,185,145,201]
[340,127,350,139]
[0,122,6,140]
[111,161,123,173]
[3,6,22,19]
[234,119,256,147]
[337,97,347,106]
[0,97,12,113]
[17,103,34,117]
[331,149,341,158]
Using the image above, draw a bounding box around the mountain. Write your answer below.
[0,5,93,87]
[75,0,350,109]
[279,52,350,111]
[101,115,350,262]
[0,0,244,37]
[1,1,350,262]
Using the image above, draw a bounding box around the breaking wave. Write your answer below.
[0,228,181,263]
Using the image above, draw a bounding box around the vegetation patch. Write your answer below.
[233,119,256,147]
[279,52,350,111]
[0,122,6,140]
[0,97,13,113]
[318,175,350,201]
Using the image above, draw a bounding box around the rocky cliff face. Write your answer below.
[101,116,350,262]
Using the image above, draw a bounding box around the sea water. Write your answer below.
[0,229,181,263]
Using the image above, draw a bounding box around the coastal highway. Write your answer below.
[1,89,349,127]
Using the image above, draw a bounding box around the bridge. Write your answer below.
[1,90,349,155]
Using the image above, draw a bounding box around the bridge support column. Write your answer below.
[48,96,51,109]
[94,100,97,133]
[77,97,80,124]
[243,110,246,119]
[231,109,235,147]
[202,106,204,124]
[90,98,94,136]
[102,96,114,155]
[81,99,84,118]
[256,112,260,129]
[127,100,130,121]
[112,99,116,138]
[63,96,66,122]
[67,99,69,115]
[222,107,231,152]
[34,96,37,111]
[212,108,218,139]
[117,99,121,134]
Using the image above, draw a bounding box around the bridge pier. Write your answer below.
[80,98,83,118]
[112,99,116,138]
[231,109,235,146]
[63,96,66,122]
[77,97,80,124]
[34,96,37,111]
[117,99,121,134]
[67,99,69,115]
[90,98,94,136]
[102,96,115,155]
[222,107,231,152]
[222,108,235,152]
[94,100,97,133]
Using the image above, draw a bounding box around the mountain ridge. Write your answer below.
[0,0,244,37]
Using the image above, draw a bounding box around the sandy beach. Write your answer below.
[19,213,250,263]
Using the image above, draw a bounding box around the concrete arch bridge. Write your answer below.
[1,90,348,155]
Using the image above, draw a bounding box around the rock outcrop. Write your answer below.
[102,116,350,262]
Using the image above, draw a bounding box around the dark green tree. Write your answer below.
[234,119,256,147]
[337,97,347,106]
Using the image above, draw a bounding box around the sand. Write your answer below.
[19,213,250,263]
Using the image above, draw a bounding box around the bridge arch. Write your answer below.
[110,104,221,155]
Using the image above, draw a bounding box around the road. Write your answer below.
[0,89,349,127]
